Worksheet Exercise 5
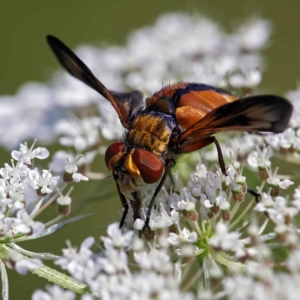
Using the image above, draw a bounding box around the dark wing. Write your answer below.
[109,90,144,121]
[46,35,144,128]
[176,95,293,143]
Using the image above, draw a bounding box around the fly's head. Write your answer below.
[105,142,164,195]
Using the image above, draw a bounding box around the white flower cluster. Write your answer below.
[0,141,49,236]
[0,139,91,298]
[33,150,300,299]
[80,137,298,299]
[33,223,194,300]
[0,11,298,300]
[223,272,300,300]
[27,106,300,299]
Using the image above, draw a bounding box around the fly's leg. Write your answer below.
[142,159,175,236]
[130,191,142,237]
[247,188,260,203]
[117,184,129,229]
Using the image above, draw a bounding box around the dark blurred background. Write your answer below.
[0,0,299,298]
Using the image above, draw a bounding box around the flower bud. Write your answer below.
[285,213,292,225]
[258,166,269,181]
[270,186,280,197]
[210,205,220,214]
[182,202,198,221]
[277,232,288,245]
[57,195,72,216]
[221,181,228,192]
[207,211,214,219]
[222,211,231,222]
[237,253,249,264]
[267,177,280,197]
[169,224,178,234]
[233,190,244,202]
[57,204,71,215]
[236,175,247,194]
[56,187,73,216]
[289,146,296,154]
[187,211,198,221]
[231,183,244,202]
[221,174,228,192]
[63,172,73,183]
[37,187,46,196]
[279,147,289,154]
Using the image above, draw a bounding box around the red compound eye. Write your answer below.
[105,142,125,169]
[132,149,163,183]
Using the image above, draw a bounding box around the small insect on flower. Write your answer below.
[46,35,293,235]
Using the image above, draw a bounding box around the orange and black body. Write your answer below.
[105,83,239,198]
[46,35,293,234]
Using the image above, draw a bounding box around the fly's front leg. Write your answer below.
[130,191,142,237]
[117,184,129,229]
[130,191,142,222]
[142,159,175,236]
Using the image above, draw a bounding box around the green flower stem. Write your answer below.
[229,197,254,230]
[0,260,9,300]
[230,201,240,221]
[0,246,9,260]
[201,220,206,235]
[206,216,216,238]
[31,182,68,219]
[33,264,93,295]
[181,268,201,292]
[44,215,64,228]
[214,253,246,272]
[193,220,204,238]
[5,207,12,218]
[0,246,97,297]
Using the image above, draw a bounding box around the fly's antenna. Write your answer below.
[99,174,114,182]
[161,80,166,98]
[153,86,159,100]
